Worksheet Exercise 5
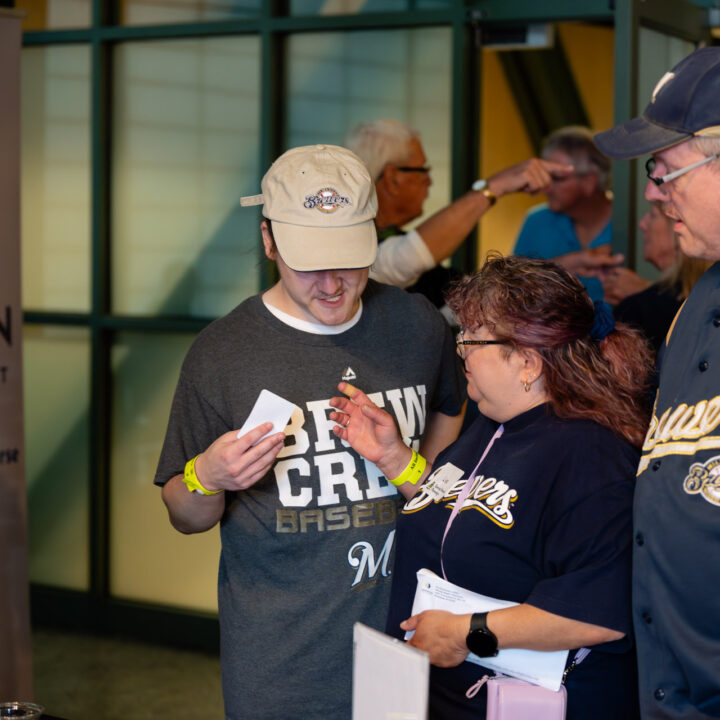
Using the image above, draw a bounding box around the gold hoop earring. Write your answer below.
[523,380,531,393]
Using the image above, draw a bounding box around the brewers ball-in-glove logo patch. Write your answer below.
[304,187,352,213]
[684,454,720,506]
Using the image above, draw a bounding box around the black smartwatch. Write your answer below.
[466,611,499,658]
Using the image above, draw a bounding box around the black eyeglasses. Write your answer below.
[455,330,505,360]
[645,154,719,187]
[396,165,431,174]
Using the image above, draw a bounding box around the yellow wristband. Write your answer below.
[389,449,427,487]
[183,455,223,496]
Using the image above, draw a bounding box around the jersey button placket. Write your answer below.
[699,360,710,372]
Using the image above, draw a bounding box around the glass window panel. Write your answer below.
[21,45,91,313]
[286,28,452,228]
[24,326,90,591]
[119,0,260,25]
[634,28,694,280]
[16,0,91,31]
[290,0,449,15]
[112,37,262,318]
[110,332,219,612]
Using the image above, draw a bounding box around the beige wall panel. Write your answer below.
[24,326,89,590]
[110,334,220,613]
[478,49,537,263]
[558,22,614,133]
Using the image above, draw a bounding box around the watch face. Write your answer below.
[466,627,498,658]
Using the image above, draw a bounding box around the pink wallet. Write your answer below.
[485,676,567,720]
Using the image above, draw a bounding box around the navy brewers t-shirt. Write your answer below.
[387,404,640,720]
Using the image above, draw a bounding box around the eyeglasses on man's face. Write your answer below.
[645,153,720,187]
[455,329,506,360]
[396,165,431,174]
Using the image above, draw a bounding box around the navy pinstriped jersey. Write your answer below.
[634,261,720,719]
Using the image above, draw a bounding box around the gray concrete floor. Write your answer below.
[32,628,224,720]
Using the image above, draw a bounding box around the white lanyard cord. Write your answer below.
[440,424,504,580]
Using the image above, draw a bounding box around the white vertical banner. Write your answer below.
[0,8,33,701]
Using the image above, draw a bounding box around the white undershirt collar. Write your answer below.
[262,298,363,335]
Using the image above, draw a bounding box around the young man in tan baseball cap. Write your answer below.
[155,144,466,720]
[244,143,378,327]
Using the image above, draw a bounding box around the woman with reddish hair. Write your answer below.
[330,253,651,719]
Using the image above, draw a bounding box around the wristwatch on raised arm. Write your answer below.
[471,178,497,206]
[466,611,499,657]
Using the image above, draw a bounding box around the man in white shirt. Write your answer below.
[346,118,594,311]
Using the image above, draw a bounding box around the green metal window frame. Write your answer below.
[22,0,480,649]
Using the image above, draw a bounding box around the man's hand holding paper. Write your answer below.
[194,422,286,493]
[194,389,297,493]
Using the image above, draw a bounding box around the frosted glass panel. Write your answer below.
[120,0,260,25]
[634,28,694,279]
[290,0,449,15]
[112,36,262,318]
[24,326,90,590]
[16,0,91,30]
[287,28,452,228]
[21,46,91,312]
[110,332,220,612]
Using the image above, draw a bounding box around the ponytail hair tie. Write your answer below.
[590,300,615,341]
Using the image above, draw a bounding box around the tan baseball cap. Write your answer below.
[240,144,378,272]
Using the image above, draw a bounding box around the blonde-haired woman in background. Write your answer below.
[603,202,711,353]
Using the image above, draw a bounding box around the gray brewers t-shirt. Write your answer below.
[155,280,466,720]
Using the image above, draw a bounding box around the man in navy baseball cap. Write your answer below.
[596,46,720,260]
[596,47,720,719]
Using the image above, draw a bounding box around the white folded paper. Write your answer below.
[352,622,429,720]
[236,389,297,442]
[409,568,569,691]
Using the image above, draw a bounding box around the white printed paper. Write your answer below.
[236,389,297,443]
[352,622,429,720]
[409,568,568,691]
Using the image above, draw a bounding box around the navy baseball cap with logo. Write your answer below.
[595,46,720,159]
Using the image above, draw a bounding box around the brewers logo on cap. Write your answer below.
[239,144,377,271]
[304,187,352,213]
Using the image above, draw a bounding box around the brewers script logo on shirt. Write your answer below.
[403,463,517,529]
[638,394,720,474]
[684,454,720,506]
[304,187,351,213]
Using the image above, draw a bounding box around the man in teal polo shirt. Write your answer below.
[514,125,616,302]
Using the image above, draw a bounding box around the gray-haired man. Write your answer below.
[346,118,588,315]
[596,46,720,719]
